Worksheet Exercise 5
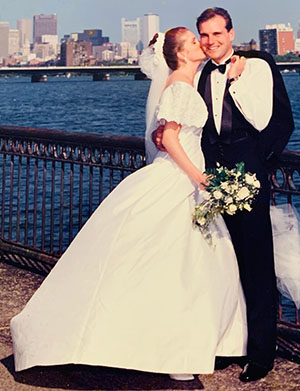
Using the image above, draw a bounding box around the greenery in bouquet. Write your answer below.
[192,162,260,245]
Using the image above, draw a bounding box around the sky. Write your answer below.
[0,0,299,44]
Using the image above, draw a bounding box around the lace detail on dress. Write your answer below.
[156,82,208,129]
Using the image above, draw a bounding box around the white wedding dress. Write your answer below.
[11,82,247,375]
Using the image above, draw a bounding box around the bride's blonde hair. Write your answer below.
[163,27,188,70]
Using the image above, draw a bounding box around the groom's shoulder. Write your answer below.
[236,50,276,66]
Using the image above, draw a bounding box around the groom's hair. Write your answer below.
[196,7,233,32]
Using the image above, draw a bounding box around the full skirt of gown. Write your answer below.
[11,125,247,374]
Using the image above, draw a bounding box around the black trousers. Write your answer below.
[203,139,278,369]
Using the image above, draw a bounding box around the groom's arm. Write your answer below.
[228,58,273,131]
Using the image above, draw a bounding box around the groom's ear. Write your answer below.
[229,28,235,42]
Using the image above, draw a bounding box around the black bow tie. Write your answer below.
[207,58,231,74]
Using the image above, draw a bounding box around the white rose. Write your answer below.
[221,182,229,190]
[243,203,252,212]
[198,217,206,226]
[226,204,238,215]
[225,196,233,204]
[213,190,223,200]
[253,180,261,188]
[237,187,250,200]
[245,173,255,185]
[229,204,237,213]
[203,191,211,200]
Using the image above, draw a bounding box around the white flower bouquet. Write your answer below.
[192,162,260,244]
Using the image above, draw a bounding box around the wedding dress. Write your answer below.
[11,81,247,374]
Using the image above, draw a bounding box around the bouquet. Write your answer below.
[192,162,260,245]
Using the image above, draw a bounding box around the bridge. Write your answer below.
[276,61,300,73]
[0,62,299,82]
[0,65,145,82]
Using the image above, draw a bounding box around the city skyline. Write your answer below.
[0,0,299,44]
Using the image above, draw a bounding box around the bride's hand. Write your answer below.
[197,172,209,190]
[227,55,246,80]
[148,33,159,47]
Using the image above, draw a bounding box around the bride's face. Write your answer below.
[179,30,206,63]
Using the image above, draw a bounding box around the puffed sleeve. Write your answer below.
[156,83,208,128]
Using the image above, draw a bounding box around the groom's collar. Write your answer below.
[211,50,234,66]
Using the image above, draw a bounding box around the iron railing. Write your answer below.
[0,125,299,359]
[0,125,145,273]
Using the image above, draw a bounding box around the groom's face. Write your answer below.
[198,15,234,64]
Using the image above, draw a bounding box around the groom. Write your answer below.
[195,7,294,382]
[153,7,294,383]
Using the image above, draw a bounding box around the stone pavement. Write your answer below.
[1,261,300,391]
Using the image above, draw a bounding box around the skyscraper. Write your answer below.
[259,28,278,55]
[141,14,159,49]
[8,29,20,56]
[17,19,31,48]
[297,21,300,39]
[0,22,9,59]
[121,17,141,56]
[33,14,57,44]
[260,23,294,55]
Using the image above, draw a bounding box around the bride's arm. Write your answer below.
[162,121,208,189]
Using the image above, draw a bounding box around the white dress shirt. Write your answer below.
[194,53,273,133]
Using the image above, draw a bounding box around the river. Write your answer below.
[0,73,299,152]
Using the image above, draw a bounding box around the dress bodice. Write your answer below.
[156,82,208,132]
[154,82,208,169]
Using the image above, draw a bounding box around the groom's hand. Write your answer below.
[152,125,167,151]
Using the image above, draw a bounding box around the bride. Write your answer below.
[10,27,247,380]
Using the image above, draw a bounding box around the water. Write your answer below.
[0,73,299,151]
[282,74,300,151]
[0,75,150,137]
[1,73,299,320]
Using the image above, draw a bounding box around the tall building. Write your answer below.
[41,34,58,55]
[77,29,109,46]
[259,28,278,55]
[121,17,141,57]
[297,21,300,39]
[116,41,132,59]
[33,14,57,44]
[0,22,9,59]
[33,43,52,60]
[17,19,31,48]
[8,29,20,56]
[141,13,159,49]
[261,23,294,55]
[60,40,92,66]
